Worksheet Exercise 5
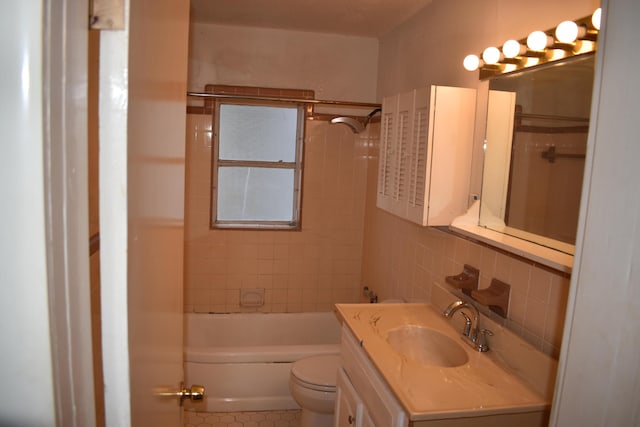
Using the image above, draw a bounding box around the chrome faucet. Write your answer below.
[443,300,492,352]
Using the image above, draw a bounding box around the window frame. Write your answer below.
[210,98,305,230]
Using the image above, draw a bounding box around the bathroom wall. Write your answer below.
[188,23,378,101]
[184,24,379,313]
[364,0,599,356]
[184,0,599,355]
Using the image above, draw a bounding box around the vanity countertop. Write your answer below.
[334,303,551,422]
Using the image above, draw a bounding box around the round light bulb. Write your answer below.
[463,54,480,71]
[592,8,601,30]
[482,47,501,65]
[527,30,551,51]
[556,20,579,43]
[502,39,523,58]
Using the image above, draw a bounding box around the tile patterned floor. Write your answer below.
[184,410,301,427]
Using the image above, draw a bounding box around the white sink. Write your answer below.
[386,325,468,367]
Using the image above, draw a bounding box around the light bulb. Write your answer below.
[463,54,481,71]
[502,39,524,58]
[556,21,579,43]
[592,8,601,30]
[482,47,501,65]
[527,30,552,51]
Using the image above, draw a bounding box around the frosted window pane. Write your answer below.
[217,167,294,221]
[219,104,298,162]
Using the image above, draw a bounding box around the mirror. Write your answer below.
[479,54,595,255]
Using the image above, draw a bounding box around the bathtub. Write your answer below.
[184,311,342,413]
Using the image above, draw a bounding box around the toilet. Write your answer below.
[289,354,341,427]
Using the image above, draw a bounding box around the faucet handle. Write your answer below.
[477,328,494,352]
[459,311,472,337]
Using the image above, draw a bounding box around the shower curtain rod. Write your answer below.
[187,91,381,109]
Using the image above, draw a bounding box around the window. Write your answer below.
[211,100,305,229]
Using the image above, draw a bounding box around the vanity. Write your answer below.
[334,303,555,427]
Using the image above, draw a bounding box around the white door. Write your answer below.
[0,1,57,424]
[2,0,96,425]
[100,1,191,426]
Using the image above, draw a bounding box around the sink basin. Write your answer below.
[386,325,468,367]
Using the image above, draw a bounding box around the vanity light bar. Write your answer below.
[463,9,600,79]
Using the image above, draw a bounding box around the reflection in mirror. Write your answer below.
[480,55,595,254]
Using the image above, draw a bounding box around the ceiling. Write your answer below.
[190,0,433,38]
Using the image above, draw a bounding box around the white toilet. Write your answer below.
[289,354,341,427]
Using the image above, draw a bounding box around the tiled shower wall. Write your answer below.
[184,114,374,313]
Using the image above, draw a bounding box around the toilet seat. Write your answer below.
[290,355,340,393]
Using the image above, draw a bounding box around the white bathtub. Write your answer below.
[184,312,342,413]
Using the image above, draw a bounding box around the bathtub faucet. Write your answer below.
[443,300,492,352]
[362,286,378,303]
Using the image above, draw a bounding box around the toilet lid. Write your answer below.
[291,355,341,389]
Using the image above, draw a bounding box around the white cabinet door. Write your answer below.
[425,86,477,225]
[340,327,408,427]
[376,85,476,226]
[405,86,431,225]
[335,368,379,427]
[335,368,362,427]
[377,92,411,217]
[360,410,376,427]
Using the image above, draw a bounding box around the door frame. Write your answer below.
[42,0,97,425]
